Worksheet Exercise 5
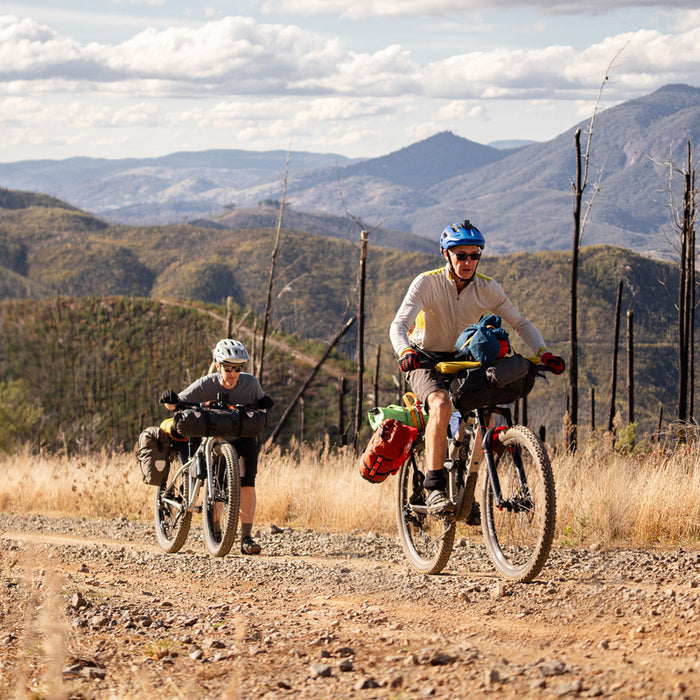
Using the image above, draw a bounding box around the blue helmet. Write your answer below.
[439,220,485,252]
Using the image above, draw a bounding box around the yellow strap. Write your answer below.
[435,356,539,375]
[402,391,425,431]
[435,359,482,374]
[403,392,417,409]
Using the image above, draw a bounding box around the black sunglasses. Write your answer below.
[220,363,243,373]
[451,251,481,261]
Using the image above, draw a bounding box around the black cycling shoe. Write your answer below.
[426,489,454,516]
[240,536,261,555]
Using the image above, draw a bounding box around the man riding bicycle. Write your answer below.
[389,220,565,516]
[160,339,274,555]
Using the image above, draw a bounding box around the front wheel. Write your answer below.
[154,454,192,553]
[396,451,455,575]
[481,425,556,582]
[203,441,240,557]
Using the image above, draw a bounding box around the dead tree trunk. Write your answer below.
[373,345,381,411]
[338,377,347,446]
[226,296,234,337]
[679,163,689,422]
[681,142,696,421]
[568,127,583,452]
[354,228,368,454]
[666,139,697,422]
[608,280,623,433]
[567,50,624,449]
[299,396,305,444]
[259,151,291,385]
[627,309,634,426]
[263,316,356,451]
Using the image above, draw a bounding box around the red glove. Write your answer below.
[398,349,420,373]
[540,352,565,375]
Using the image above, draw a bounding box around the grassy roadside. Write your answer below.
[1,437,699,548]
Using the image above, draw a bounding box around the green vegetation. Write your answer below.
[0,296,353,452]
[0,186,693,451]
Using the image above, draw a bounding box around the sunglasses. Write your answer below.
[220,364,243,373]
[451,251,481,261]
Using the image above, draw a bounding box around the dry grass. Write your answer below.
[554,434,700,546]
[1,436,700,547]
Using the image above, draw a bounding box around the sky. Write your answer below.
[1,1,699,163]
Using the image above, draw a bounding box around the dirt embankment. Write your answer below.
[1,513,699,699]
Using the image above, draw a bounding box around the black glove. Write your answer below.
[398,349,420,373]
[540,352,565,375]
[160,389,179,405]
[256,395,275,410]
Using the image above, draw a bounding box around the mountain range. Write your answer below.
[0,83,698,259]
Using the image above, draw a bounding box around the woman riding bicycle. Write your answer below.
[389,219,565,517]
[160,338,274,555]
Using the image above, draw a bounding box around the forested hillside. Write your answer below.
[0,297,355,453]
[0,187,690,447]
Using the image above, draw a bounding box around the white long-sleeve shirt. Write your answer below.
[390,263,546,357]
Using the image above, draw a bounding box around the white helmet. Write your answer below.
[213,339,249,364]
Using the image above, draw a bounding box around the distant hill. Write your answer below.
[0,84,698,260]
[206,206,436,254]
[339,131,514,190]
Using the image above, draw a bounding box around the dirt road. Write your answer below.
[1,513,699,698]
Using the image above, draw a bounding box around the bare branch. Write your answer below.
[259,144,292,384]
[582,37,632,189]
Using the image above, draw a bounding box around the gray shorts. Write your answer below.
[407,367,450,405]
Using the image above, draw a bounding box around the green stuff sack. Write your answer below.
[367,393,428,432]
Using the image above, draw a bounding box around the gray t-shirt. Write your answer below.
[178,373,264,407]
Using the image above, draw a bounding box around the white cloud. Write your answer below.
[1,9,700,160]
[0,14,697,104]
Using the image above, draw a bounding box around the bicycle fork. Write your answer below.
[476,407,527,511]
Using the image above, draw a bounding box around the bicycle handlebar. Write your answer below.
[175,399,259,412]
[415,354,556,375]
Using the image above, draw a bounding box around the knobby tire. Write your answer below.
[154,454,192,553]
[396,450,456,575]
[481,425,556,582]
[203,441,240,557]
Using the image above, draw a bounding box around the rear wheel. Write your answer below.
[396,450,455,575]
[481,425,556,582]
[154,454,192,553]
[203,441,240,557]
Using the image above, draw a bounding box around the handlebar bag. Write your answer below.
[174,407,268,439]
[137,426,171,486]
[360,418,418,483]
[449,355,537,413]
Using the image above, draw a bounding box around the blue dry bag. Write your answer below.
[455,314,510,367]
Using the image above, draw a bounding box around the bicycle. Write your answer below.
[396,356,557,581]
[154,397,249,557]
